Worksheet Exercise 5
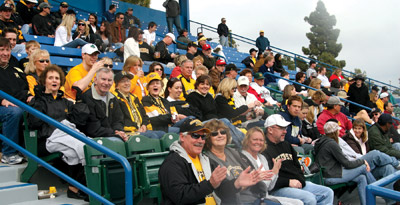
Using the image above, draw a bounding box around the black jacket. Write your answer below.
[164,0,180,17]
[262,137,305,191]
[168,100,202,119]
[301,120,321,141]
[186,91,218,121]
[32,14,55,36]
[16,1,38,24]
[139,41,154,61]
[215,94,248,124]
[81,88,124,138]
[28,87,89,139]
[347,83,371,114]
[272,54,284,73]
[314,136,364,178]
[199,52,216,70]
[241,56,254,68]
[141,95,174,132]
[0,63,30,103]
[155,41,173,64]
[217,23,229,37]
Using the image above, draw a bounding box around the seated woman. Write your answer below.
[241,127,303,205]
[315,120,376,205]
[28,65,89,200]
[280,84,296,112]
[329,68,344,82]
[294,71,308,95]
[54,14,87,48]
[141,72,185,133]
[203,119,277,204]
[186,75,246,147]
[96,21,113,52]
[72,20,98,44]
[123,56,148,101]
[148,62,168,97]
[112,71,165,139]
[300,104,321,141]
[193,65,215,95]
[307,78,322,98]
[24,49,51,96]
[124,27,142,62]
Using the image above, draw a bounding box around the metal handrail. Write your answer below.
[0,90,133,205]
[366,171,400,205]
[263,72,400,122]
[188,20,399,91]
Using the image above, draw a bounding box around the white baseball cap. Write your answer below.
[265,114,290,128]
[82,44,100,55]
[380,92,389,99]
[25,0,38,3]
[237,76,249,86]
[165,33,176,44]
[324,121,341,134]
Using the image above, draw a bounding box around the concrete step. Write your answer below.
[10,188,88,205]
[0,162,28,183]
[0,181,38,204]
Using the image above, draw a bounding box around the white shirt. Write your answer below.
[317,74,331,88]
[233,91,259,108]
[90,24,97,33]
[277,78,290,91]
[54,26,72,46]
[306,68,315,78]
[249,82,278,105]
[124,37,140,62]
[143,30,156,45]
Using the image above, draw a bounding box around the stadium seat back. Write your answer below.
[160,133,179,151]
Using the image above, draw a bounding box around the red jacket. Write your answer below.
[170,66,181,78]
[316,109,352,137]
[247,86,265,103]
[329,74,344,82]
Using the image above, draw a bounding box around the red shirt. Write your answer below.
[170,66,181,78]
[317,109,352,137]
[247,86,265,103]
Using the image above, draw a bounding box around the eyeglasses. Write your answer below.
[210,130,227,137]
[119,17,124,19]
[61,6,68,8]
[104,64,113,68]
[78,23,85,26]
[190,133,206,140]
[154,68,162,71]
[273,126,287,131]
[38,59,50,63]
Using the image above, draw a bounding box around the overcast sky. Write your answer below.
[150,0,400,88]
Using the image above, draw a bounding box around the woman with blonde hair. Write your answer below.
[25,50,51,96]
[307,78,322,97]
[54,14,87,48]
[123,56,148,100]
[329,68,344,82]
[73,20,97,44]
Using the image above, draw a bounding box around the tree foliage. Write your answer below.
[120,0,150,8]
[302,1,345,68]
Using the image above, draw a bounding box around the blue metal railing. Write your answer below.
[366,171,400,205]
[0,90,133,205]
[188,20,400,92]
[263,72,400,122]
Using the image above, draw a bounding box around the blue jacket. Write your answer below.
[280,109,302,145]
[256,36,270,51]
[259,64,276,85]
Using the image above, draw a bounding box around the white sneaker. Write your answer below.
[1,153,23,165]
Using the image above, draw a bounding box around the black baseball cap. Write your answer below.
[225,64,239,72]
[114,71,133,84]
[180,118,210,133]
[0,3,13,11]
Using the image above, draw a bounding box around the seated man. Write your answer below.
[248,72,280,106]
[110,12,126,47]
[241,48,257,69]
[369,113,400,159]
[159,118,227,204]
[0,37,31,164]
[277,71,290,91]
[279,96,313,154]
[80,68,128,141]
[209,59,226,91]
[142,21,157,46]
[154,33,176,64]
[177,29,193,50]
[316,96,352,137]
[263,114,334,205]
[185,42,197,60]
[32,2,55,37]
[376,92,389,112]
[177,59,195,100]
[199,44,216,69]
[224,64,239,79]
[316,67,330,88]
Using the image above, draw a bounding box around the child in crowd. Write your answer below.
[19,40,40,70]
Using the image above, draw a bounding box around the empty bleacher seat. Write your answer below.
[23,34,55,45]
[42,45,82,57]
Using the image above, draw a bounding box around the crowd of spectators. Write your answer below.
[0,1,399,204]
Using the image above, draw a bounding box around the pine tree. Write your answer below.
[302,1,346,68]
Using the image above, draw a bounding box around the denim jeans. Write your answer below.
[360,150,398,171]
[166,16,182,33]
[393,142,400,151]
[63,38,88,48]
[219,35,228,47]
[324,165,376,205]
[21,24,30,35]
[140,130,166,139]
[0,106,23,155]
[271,181,334,205]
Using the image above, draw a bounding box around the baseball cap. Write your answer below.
[354,74,365,81]
[60,2,68,7]
[225,64,239,72]
[378,113,392,125]
[260,30,264,33]
[216,59,226,66]
[253,72,265,80]
[337,91,348,99]
[38,2,52,9]
[324,121,341,134]
[0,3,13,11]
[380,92,389,99]
[81,44,100,55]
[237,76,249,86]
[265,114,290,128]
[198,36,207,42]
[180,118,210,133]
[187,42,197,48]
[25,0,38,3]
[165,33,176,44]
[202,44,211,51]
[127,8,133,11]
[146,72,162,88]
[249,48,258,54]
[327,96,345,106]
[372,85,379,92]
[114,71,133,85]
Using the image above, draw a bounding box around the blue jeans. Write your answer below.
[393,142,400,151]
[166,16,182,33]
[140,130,166,139]
[324,165,376,205]
[63,38,88,48]
[0,106,23,155]
[271,181,334,205]
[219,35,228,47]
[360,150,398,171]
[21,24,30,35]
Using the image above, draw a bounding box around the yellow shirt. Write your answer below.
[131,75,148,101]
[64,63,93,100]
[27,74,65,96]
[376,99,384,112]
[177,75,195,101]
[188,155,216,205]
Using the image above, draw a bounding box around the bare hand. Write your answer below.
[271,158,282,175]
[138,125,147,133]
[91,60,105,72]
[1,99,16,107]
[209,165,227,188]
[289,179,302,189]
[298,137,305,145]
[234,166,258,189]
[259,170,274,181]
[115,130,129,141]
[170,53,176,58]
[137,70,144,78]
[177,114,186,121]
[26,96,34,103]
[364,160,371,172]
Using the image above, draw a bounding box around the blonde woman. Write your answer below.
[25,50,51,96]
[123,56,148,101]
[54,15,87,48]
[73,20,97,44]
[307,78,322,97]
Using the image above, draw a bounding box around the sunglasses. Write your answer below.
[38,59,50,63]
[78,23,85,26]
[154,68,163,71]
[191,133,206,140]
[210,130,227,137]
[104,64,113,68]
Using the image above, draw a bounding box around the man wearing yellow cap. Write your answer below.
[256,30,270,53]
